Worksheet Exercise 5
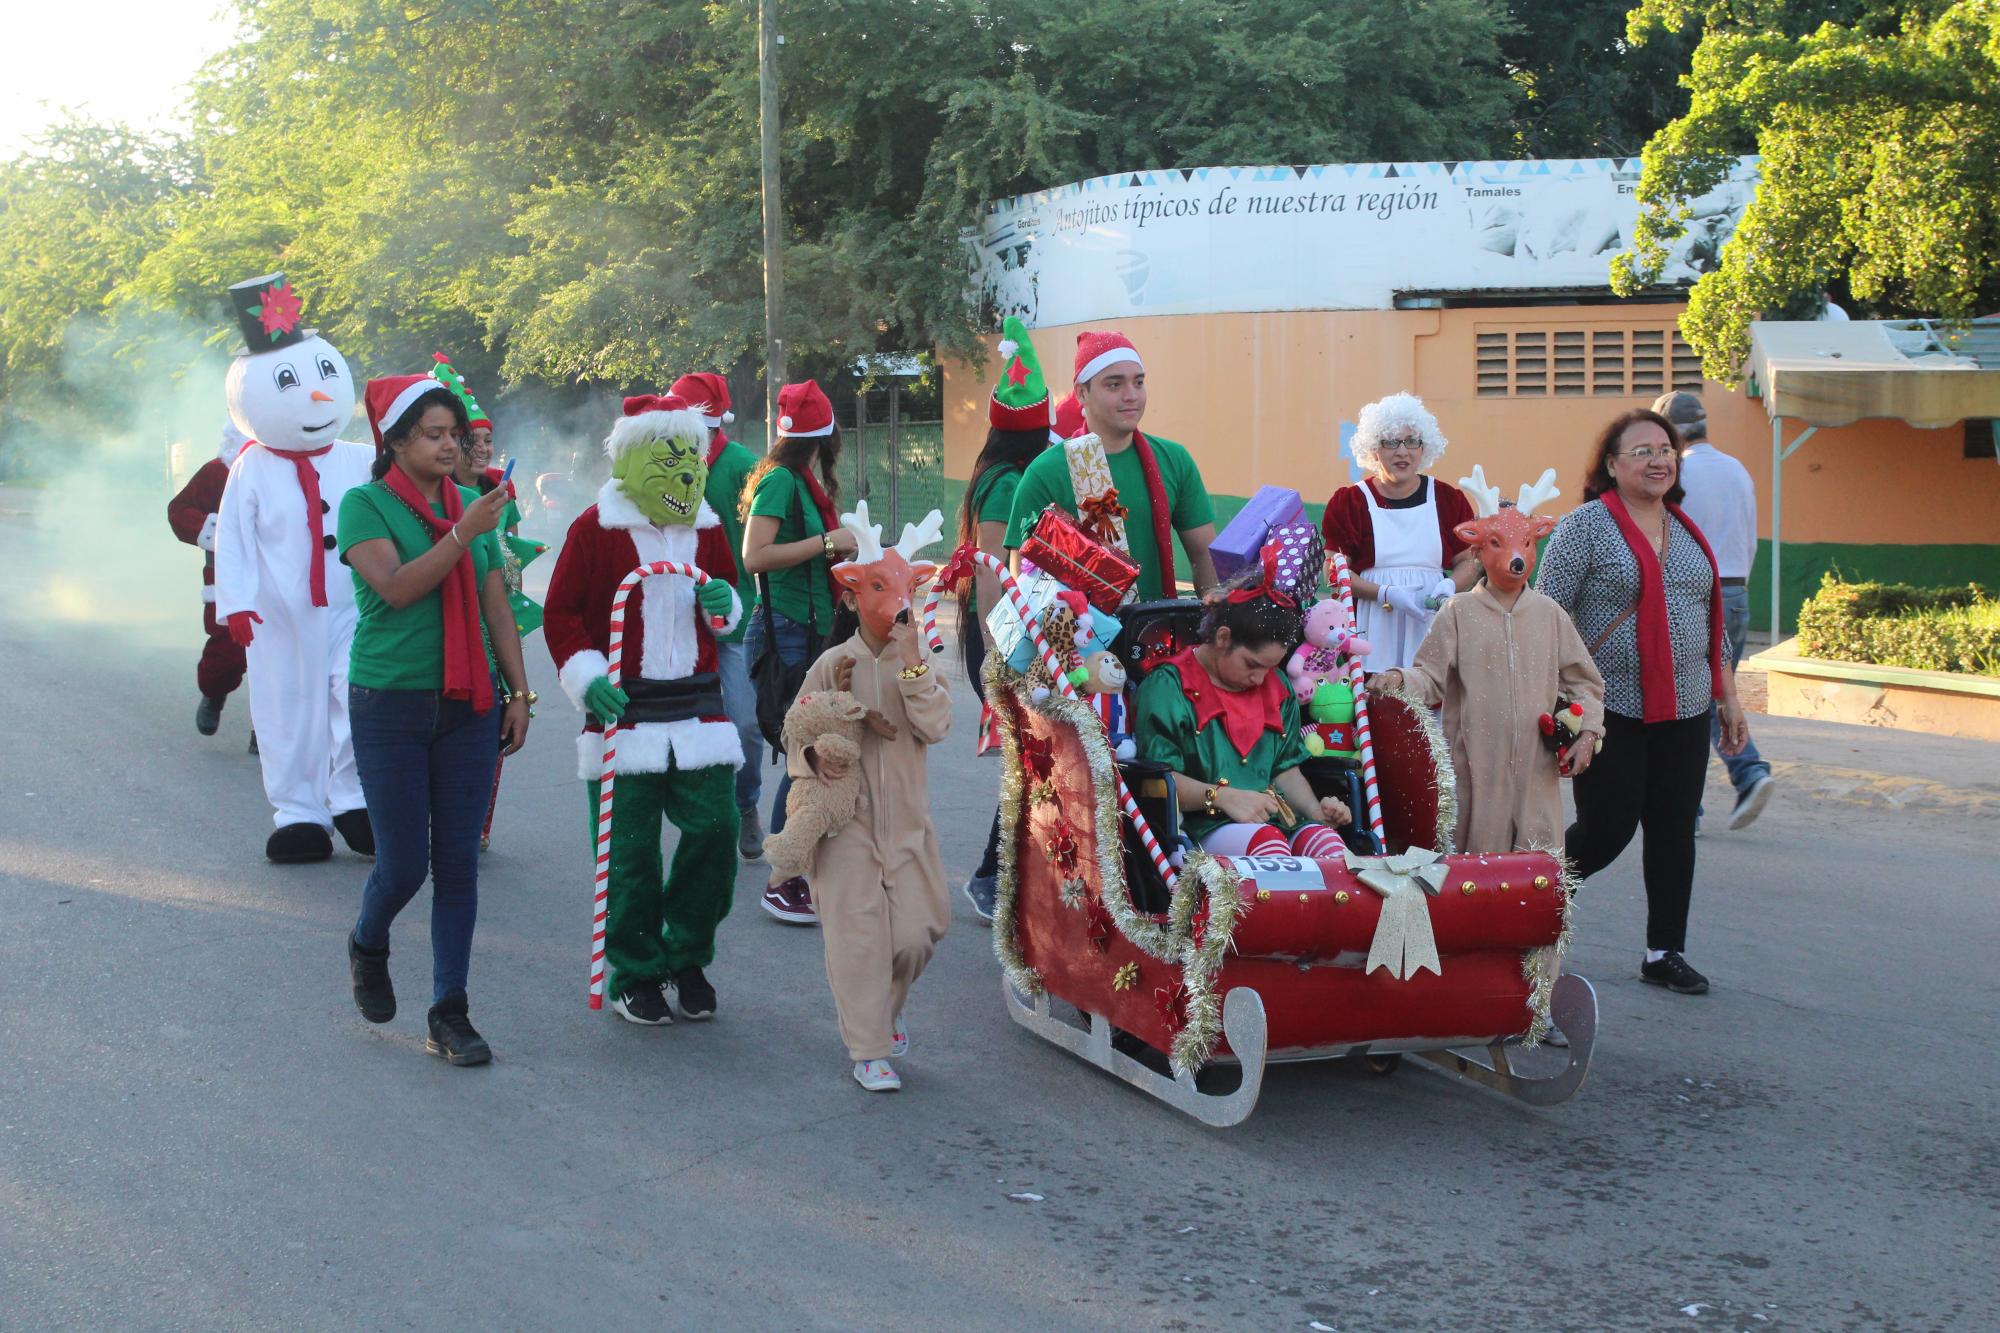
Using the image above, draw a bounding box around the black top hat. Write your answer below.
[229,272,308,352]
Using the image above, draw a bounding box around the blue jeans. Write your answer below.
[1707,585,1771,807]
[714,637,764,813]
[349,684,501,1002]
[742,607,813,838]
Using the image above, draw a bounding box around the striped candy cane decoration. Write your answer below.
[1329,552,1387,852]
[590,560,717,1009]
[920,547,1176,883]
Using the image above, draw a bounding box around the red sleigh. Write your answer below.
[980,596,1599,1127]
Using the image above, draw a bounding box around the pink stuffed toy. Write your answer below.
[1287,600,1371,703]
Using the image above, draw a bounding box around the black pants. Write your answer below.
[1565,711,1710,953]
[964,615,1003,880]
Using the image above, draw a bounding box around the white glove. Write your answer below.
[1426,576,1456,608]
[197,513,219,552]
[1381,585,1428,617]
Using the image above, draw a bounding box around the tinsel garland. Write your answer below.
[1517,841,1580,1048]
[985,655,1250,1074]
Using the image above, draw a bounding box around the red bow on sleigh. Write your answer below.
[1078,488,1128,542]
[1225,543,1298,610]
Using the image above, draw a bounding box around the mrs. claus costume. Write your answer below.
[1319,392,1474,671]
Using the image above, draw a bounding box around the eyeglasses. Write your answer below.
[1380,439,1423,454]
[1617,446,1679,462]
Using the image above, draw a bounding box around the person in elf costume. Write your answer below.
[668,370,767,862]
[432,352,548,849]
[953,316,1054,923]
[1135,547,1352,860]
[1004,330,1220,601]
[781,502,952,1092]
[212,273,376,863]
[543,394,744,1026]
[168,422,252,737]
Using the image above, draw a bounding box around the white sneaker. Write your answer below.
[853,1058,901,1092]
[891,1019,909,1057]
[1728,773,1776,830]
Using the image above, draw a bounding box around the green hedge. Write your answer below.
[1794,573,2000,676]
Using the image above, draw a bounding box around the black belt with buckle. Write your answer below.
[1719,577,1748,587]
[587,672,724,729]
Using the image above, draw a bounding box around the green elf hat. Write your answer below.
[989,315,1051,432]
[431,351,492,430]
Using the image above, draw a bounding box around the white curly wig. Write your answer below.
[1352,392,1447,473]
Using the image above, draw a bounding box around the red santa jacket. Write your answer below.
[167,458,233,603]
[544,480,743,778]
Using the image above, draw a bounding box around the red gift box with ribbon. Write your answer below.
[1020,506,1141,614]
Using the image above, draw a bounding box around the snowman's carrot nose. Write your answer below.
[310,389,334,403]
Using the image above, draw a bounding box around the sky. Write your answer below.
[0,1,242,155]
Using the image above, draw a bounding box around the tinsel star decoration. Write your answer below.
[1044,823,1080,875]
[1059,875,1087,908]
[1084,898,1114,952]
[1111,961,1140,992]
[1154,981,1191,1033]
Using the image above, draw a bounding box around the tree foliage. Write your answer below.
[1614,0,2000,379]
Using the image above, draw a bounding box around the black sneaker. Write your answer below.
[671,967,717,1021]
[425,994,492,1066]
[1640,951,1710,994]
[195,695,224,736]
[332,808,375,857]
[348,933,395,1023]
[611,983,674,1026]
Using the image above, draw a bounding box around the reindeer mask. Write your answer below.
[1454,465,1561,595]
[831,501,946,642]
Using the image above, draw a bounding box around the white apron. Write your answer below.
[1354,478,1445,672]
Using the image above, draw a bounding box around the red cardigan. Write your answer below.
[1320,477,1474,574]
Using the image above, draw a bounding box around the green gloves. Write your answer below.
[583,676,628,722]
[696,578,735,619]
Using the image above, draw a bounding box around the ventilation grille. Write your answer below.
[1477,327,1704,397]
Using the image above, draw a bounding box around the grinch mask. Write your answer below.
[612,430,708,526]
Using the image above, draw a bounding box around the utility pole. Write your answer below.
[758,0,786,436]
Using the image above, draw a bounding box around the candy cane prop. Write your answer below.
[920,546,1176,882]
[1329,552,1387,852]
[590,560,722,1009]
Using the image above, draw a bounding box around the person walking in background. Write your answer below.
[1654,391,1776,833]
[338,373,532,1067]
[168,422,252,738]
[1539,408,1750,998]
[1319,393,1477,672]
[741,379,859,925]
[671,371,768,863]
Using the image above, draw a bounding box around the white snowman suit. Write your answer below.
[213,332,373,831]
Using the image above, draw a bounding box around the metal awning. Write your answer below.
[1745,319,2000,634]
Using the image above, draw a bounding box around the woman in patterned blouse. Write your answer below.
[1538,408,1750,997]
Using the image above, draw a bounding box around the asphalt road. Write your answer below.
[2,491,1995,1330]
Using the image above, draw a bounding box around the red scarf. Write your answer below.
[1167,647,1288,761]
[706,430,730,468]
[264,443,334,607]
[1600,490,1725,724]
[796,464,844,600]
[380,466,495,713]
[1128,432,1177,593]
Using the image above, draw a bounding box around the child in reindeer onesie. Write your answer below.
[783,503,952,1092]
[543,394,743,1025]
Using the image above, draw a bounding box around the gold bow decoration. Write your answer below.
[1343,848,1448,980]
[1078,488,1129,544]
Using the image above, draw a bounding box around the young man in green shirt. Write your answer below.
[671,372,768,859]
[1004,329,1220,601]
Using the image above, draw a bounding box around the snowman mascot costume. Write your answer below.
[213,273,377,863]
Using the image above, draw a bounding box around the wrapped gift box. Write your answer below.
[987,568,1124,674]
[1211,486,1305,582]
[1268,519,1325,604]
[1019,505,1139,614]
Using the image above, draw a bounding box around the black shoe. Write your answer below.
[611,983,674,1026]
[248,731,259,756]
[425,993,492,1065]
[1640,951,1710,994]
[195,695,224,736]
[348,934,395,1023]
[266,822,333,863]
[332,808,375,857]
[671,966,717,1020]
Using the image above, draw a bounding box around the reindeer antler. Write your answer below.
[1458,464,1504,519]
[894,508,946,562]
[839,501,885,565]
[1515,468,1561,516]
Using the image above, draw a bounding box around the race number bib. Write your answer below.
[1224,855,1326,889]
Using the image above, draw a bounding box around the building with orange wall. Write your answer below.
[942,160,2000,630]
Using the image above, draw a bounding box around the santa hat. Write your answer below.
[606,392,708,461]
[776,380,835,439]
[1050,390,1086,443]
[989,315,1051,432]
[365,372,444,448]
[431,352,492,430]
[1074,330,1143,386]
[668,372,735,430]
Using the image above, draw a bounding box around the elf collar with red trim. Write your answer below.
[1165,646,1289,760]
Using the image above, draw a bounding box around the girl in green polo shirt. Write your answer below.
[336,380,534,1069]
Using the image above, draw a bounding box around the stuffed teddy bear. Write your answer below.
[1076,648,1135,760]
[764,688,880,880]
[1287,600,1370,703]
